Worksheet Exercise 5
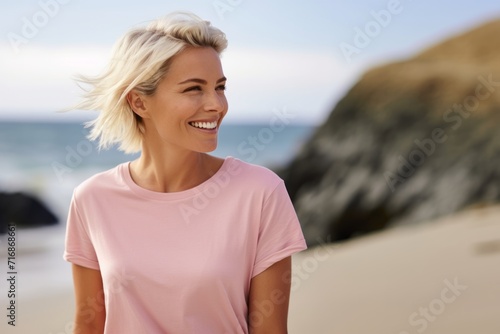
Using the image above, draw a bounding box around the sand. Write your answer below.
[1,206,499,333]
[288,205,500,334]
[1,226,75,334]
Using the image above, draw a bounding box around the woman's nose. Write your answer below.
[204,91,226,112]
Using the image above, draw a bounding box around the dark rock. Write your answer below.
[0,192,58,234]
[280,19,500,246]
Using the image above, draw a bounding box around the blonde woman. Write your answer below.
[64,12,307,334]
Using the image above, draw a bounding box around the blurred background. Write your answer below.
[1,0,500,333]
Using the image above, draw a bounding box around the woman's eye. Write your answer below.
[182,85,226,93]
[183,86,202,93]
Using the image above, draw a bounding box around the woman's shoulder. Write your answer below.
[73,163,127,198]
[223,156,283,191]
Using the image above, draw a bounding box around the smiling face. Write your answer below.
[130,46,228,153]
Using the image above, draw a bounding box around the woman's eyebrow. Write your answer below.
[178,76,227,85]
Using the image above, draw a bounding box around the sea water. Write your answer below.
[0,121,314,219]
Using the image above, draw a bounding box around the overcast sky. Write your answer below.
[1,0,499,123]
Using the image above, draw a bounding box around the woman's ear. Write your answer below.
[126,90,149,118]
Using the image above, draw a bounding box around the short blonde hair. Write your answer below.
[75,12,228,153]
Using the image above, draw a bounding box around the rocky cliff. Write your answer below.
[280,19,500,246]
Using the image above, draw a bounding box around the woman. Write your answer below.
[64,12,307,333]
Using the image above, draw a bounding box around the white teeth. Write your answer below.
[190,121,217,129]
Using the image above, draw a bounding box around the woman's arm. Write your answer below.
[248,256,292,334]
[71,264,106,334]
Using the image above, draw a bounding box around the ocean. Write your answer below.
[0,120,315,223]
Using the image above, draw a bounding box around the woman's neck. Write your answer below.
[129,148,221,193]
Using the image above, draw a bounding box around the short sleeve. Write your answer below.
[63,192,100,270]
[252,180,307,277]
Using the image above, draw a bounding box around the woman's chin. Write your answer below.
[195,142,218,153]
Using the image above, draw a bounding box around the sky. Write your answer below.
[1,0,500,124]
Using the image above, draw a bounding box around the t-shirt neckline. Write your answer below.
[120,156,234,201]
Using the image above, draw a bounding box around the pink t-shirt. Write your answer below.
[64,156,307,333]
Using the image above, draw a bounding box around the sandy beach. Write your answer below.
[1,206,499,333]
[289,205,500,334]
